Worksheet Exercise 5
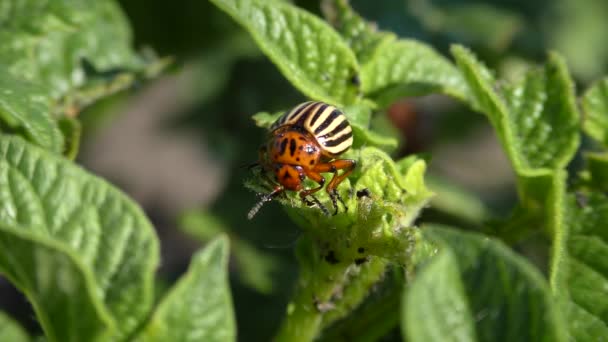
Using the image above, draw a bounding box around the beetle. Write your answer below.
[248,101,357,219]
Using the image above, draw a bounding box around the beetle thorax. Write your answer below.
[267,127,321,167]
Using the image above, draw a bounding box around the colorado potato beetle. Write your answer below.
[248,101,357,219]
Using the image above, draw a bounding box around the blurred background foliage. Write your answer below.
[2,0,607,340]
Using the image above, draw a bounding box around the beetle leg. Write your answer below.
[248,185,284,220]
[305,195,330,216]
[313,159,357,214]
[331,188,347,215]
[299,170,330,216]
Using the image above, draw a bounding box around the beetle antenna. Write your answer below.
[247,197,269,220]
[247,187,283,219]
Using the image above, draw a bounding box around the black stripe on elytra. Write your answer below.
[289,138,297,156]
[319,119,349,139]
[293,102,320,126]
[293,102,316,126]
[314,109,340,134]
[279,138,289,155]
[309,103,329,128]
[324,131,353,147]
[277,111,288,127]
[273,102,309,129]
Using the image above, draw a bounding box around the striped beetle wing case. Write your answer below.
[270,101,354,157]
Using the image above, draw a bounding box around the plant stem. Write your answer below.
[274,259,350,342]
[318,267,403,342]
[275,236,352,342]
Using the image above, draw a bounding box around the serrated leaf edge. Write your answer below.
[209,0,360,107]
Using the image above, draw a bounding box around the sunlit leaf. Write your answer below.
[0,136,159,340]
[404,226,567,342]
[138,236,236,342]
[554,192,608,340]
[209,0,361,106]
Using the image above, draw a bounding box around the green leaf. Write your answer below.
[452,46,578,244]
[322,0,470,105]
[361,39,470,106]
[411,2,523,53]
[582,77,608,145]
[56,56,172,117]
[321,0,395,64]
[0,136,159,340]
[0,70,63,153]
[426,175,492,225]
[252,111,282,130]
[502,53,580,170]
[344,102,399,151]
[452,45,579,173]
[0,224,114,342]
[404,225,567,342]
[553,192,608,339]
[578,152,608,192]
[138,236,236,342]
[208,0,361,106]
[351,124,398,151]
[0,0,161,152]
[341,101,374,128]
[404,249,475,341]
[0,0,143,101]
[0,311,30,342]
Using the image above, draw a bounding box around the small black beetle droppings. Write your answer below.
[325,250,340,264]
[356,188,371,198]
[354,257,368,265]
